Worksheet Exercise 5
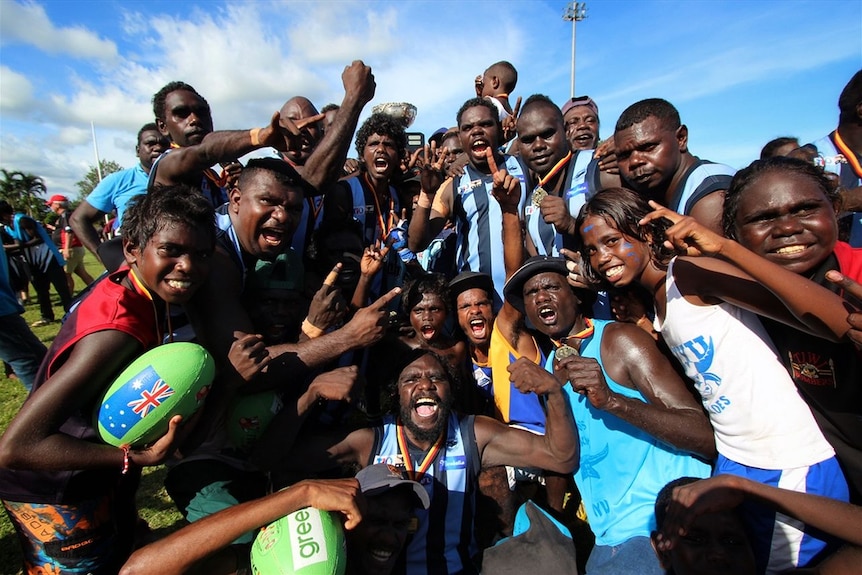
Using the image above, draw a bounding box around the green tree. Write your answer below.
[0,169,48,216]
[75,159,123,199]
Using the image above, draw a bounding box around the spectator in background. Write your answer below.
[47,194,94,292]
[760,136,799,159]
[70,123,169,266]
[0,200,71,327]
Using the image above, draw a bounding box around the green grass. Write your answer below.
[0,252,185,575]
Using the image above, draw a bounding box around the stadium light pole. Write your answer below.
[563,2,587,98]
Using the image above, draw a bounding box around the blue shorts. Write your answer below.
[3,493,135,574]
[715,454,849,574]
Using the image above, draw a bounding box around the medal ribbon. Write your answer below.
[551,317,594,350]
[307,196,324,221]
[396,417,445,481]
[833,131,862,179]
[364,173,396,240]
[128,268,173,344]
[535,152,572,193]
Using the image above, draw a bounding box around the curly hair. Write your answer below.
[152,81,209,122]
[354,113,407,159]
[456,97,501,128]
[721,156,842,240]
[575,187,674,286]
[615,98,680,133]
[122,184,215,252]
[401,273,450,316]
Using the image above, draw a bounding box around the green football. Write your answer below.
[95,342,214,448]
[251,507,346,575]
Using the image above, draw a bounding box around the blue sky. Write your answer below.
[0,0,860,199]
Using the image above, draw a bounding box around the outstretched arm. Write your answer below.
[119,479,363,575]
[153,112,321,187]
[643,203,853,342]
[476,358,578,473]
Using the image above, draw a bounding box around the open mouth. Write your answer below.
[420,325,436,340]
[538,305,557,323]
[166,278,193,290]
[468,318,488,340]
[260,228,284,247]
[471,140,490,156]
[604,265,624,280]
[414,396,439,418]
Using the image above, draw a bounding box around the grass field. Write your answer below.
[0,252,185,575]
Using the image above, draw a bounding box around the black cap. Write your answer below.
[503,256,569,314]
[448,271,494,301]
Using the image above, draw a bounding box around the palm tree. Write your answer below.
[0,169,47,217]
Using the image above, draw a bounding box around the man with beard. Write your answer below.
[613,98,735,233]
[409,97,529,303]
[71,123,169,262]
[518,95,620,257]
[503,256,714,575]
[268,348,578,575]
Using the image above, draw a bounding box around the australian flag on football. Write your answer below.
[100,366,174,441]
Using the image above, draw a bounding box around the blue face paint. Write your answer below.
[582,224,594,233]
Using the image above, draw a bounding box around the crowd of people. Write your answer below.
[0,61,861,575]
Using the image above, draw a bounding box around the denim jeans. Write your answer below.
[585,536,663,575]
[0,312,47,391]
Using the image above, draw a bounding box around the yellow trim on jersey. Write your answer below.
[489,321,540,424]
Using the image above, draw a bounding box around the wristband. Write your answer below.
[250,127,261,146]
[302,318,324,339]
[417,194,433,209]
[120,445,131,475]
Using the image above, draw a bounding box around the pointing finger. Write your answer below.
[486,147,498,174]
[323,263,342,287]
[294,112,326,130]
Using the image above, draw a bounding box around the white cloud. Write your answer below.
[0,1,118,62]
[0,66,34,113]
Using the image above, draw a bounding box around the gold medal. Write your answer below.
[531,186,547,207]
[555,344,579,360]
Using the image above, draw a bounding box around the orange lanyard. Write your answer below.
[396,418,445,481]
[307,196,324,221]
[364,173,395,240]
[551,317,594,349]
[536,152,572,193]
[833,131,862,179]
[128,268,173,344]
